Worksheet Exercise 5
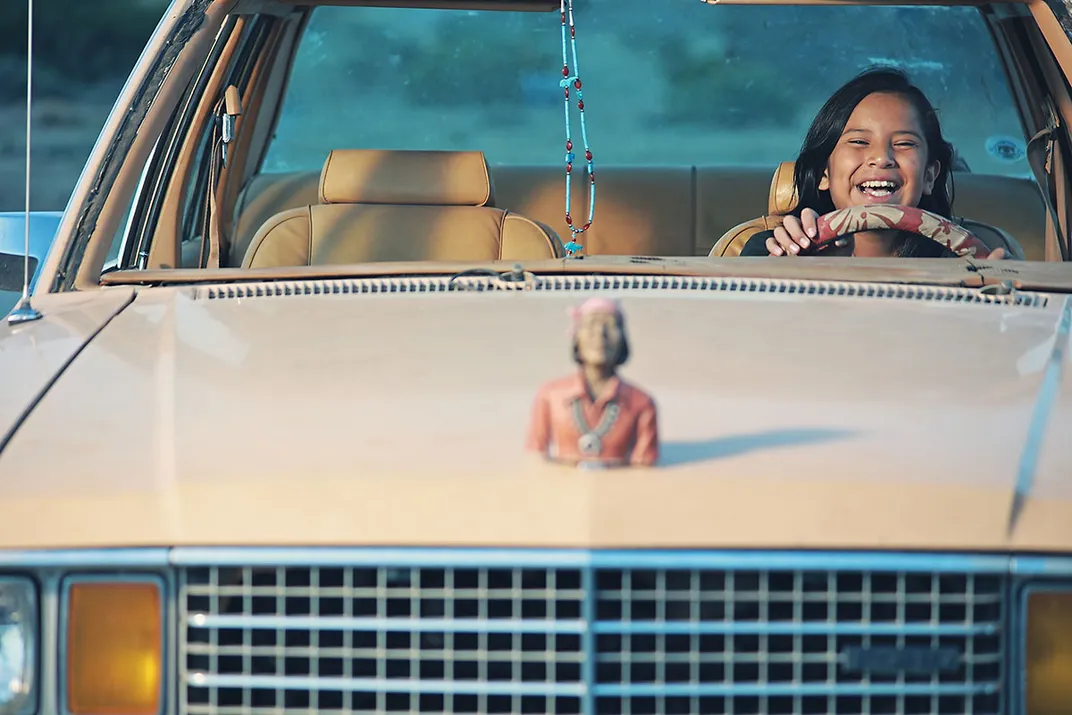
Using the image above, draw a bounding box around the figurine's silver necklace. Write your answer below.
[572,399,620,456]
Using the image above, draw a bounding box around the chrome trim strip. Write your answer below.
[163,573,178,715]
[171,547,595,567]
[58,573,168,715]
[170,547,1013,572]
[182,674,995,699]
[0,546,1062,575]
[580,566,595,715]
[36,573,61,715]
[592,683,999,697]
[592,621,1000,636]
[1000,574,1012,715]
[0,549,170,568]
[185,612,997,638]
[1011,555,1072,575]
[177,567,192,715]
[186,674,586,697]
[188,613,587,634]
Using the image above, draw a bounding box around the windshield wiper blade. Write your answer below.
[447,264,534,290]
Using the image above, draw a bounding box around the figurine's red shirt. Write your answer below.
[525,370,658,467]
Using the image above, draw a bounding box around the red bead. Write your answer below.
[589,174,595,183]
[562,65,569,77]
[578,101,584,111]
[561,12,565,22]
[566,163,572,173]
[585,150,592,161]
[563,88,570,99]
[574,79,582,89]
[565,214,573,225]
[571,26,576,37]
[582,222,591,231]
[566,140,573,151]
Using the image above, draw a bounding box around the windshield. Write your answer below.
[120,0,1061,278]
[264,3,1027,174]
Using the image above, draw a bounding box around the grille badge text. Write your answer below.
[840,645,962,676]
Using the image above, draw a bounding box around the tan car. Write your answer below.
[3,0,1072,712]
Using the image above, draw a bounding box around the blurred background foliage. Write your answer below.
[0,0,169,210]
[0,0,169,100]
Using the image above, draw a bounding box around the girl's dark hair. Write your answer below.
[790,66,955,219]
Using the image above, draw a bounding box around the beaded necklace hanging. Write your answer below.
[559,0,595,257]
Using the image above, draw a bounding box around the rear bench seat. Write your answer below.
[229,162,1048,266]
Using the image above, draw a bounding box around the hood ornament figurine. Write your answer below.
[526,298,659,468]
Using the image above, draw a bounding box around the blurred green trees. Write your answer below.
[0,0,169,99]
[402,14,557,109]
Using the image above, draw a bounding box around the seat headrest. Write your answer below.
[318,149,494,207]
[768,161,799,215]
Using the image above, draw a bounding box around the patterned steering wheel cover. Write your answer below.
[814,204,990,257]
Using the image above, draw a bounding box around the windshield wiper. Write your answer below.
[447,264,535,290]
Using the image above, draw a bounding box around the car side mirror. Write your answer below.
[0,212,62,305]
[0,252,39,293]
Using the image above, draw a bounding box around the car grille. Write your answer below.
[178,551,1006,715]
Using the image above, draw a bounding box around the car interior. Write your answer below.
[84,0,1072,288]
[228,153,1047,266]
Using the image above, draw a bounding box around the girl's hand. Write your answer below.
[765,208,849,256]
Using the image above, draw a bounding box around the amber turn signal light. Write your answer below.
[1026,590,1072,715]
[66,580,163,715]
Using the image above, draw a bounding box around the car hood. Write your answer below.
[0,287,135,449]
[1,275,1071,552]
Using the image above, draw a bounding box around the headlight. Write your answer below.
[1025,589,1072,715]
[0,578,36,715]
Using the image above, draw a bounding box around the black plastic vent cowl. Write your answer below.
[195,275,1049,308]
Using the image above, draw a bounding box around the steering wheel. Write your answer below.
[809,204,990,257]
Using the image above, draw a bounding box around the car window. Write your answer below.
[261,1,1029,178]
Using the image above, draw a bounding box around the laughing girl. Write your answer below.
[740,67,1008,259]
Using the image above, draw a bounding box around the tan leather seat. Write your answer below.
[491,166,698,257]
[230,172,321,266]
[241,149,564,269]
[231,164,774,262]
[711,161,1027,259]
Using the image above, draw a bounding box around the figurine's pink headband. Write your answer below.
[568,297,623,334]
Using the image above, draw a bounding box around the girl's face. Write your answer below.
[819,92,940,211]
